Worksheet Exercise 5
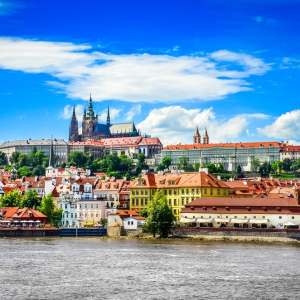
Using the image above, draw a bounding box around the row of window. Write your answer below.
[62,212,100,219]
[131,190,149,195]
[60,203,102,209]
[190,216,296,219]
[131,198,148,206]
[164,188,227,196]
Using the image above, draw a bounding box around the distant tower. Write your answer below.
[81,94,99,141]
[203,127,209,144]
[107,105,110,126]
[69,106,79,142]
[193,126,201,144]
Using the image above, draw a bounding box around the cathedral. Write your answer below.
[69,95,140,142]
[193,126,209,144]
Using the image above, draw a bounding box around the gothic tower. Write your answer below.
[69,106,79,142]
[203,127,209,144]
[81,94,98,141]
[193,126,201,144]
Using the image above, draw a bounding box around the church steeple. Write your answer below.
[69,106,79,142]
[107,105,110,126]
[86,93,95,118]
[193,126,201,144]
[203,127,209,144]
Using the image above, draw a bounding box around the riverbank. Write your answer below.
[107,234,300,244]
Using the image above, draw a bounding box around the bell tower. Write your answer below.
[193,126,201,144]
[69,106,79,142]
[82,94,98,141]
[203,127,209,144]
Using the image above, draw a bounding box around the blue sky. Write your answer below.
[0,0,300,145]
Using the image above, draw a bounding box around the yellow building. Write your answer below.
[130,172,230,220]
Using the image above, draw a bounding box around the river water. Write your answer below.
[1,238,300,300]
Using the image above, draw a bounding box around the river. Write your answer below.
[0,238,300,300]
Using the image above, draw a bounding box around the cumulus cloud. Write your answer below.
[60,105,84,122]
[125,104,142,121]
[258,110,300,139]
[0,37,271,103]
[98,108,122,122]
[137,106,269,145]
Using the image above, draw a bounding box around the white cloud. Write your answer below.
[125,104,141,121]
[0,37,271,103]
[258,110,300,139]
[210,50,272,75]
[288,140,300,146]
[60,104,84,122]
[137,106,269,145]
[98,108,122,122]
[246,129,255,137]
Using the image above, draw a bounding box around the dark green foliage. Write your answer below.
[206,163,217,174]
[282,158,293,172]
[32,165,45,176]
[136,153,148,174]
[177,156,193,172]
[156,156,172,171]
[144,190,174,238]
[107,171,122,179]
[68,151,89,168]
[0,151,8,166]
[259,162,272,175]
[138,208,148,218]
[17,166,33,177]
[236,165,242,174]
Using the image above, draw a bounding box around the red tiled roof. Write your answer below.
[101,136,143,147]
[138,137,162,146]
[164,141,282,150]
[67,140,104,146]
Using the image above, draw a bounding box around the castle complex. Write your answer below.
[69,95,140,142]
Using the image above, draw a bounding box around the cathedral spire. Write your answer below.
[193,126,201,144]
[72,105,76,118]
[203,127,209,144]
[107,105,110,126]
[86,94,95,118]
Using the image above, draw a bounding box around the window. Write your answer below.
[254,216,256,218]
[204,189,207,194]
[292,216,295,219]
[169,199,172,206]
[132,199,135,205]
[65,204,67,209]
[96,204,98,208]
[234,216,237,218]
[263,216,265,219]
[136,199,139,205]
[186,189,189,194]
[145,199,148,205]
[132,190,135,195]
[174,199,177,206]
[279,216,282,219]
[145,190,148,195]
[75,213,77,218]
[223,190,226,195]
[128,221,130,225]
[217,189,220,195]
[91,204,93,208]
[71,213,73,218]
[60,204,62,208]
[244,216,247,219]
[80,204,82,209]
[210,189,213,195]
[173,209,177,215]
[169,190,172,195]
[141,190,144,195]
[196,189,199,194]
[91,213,93,217]
[85,204,87,209]
[181,198,184,205]
[96,214,98,217]
[141,199,144,205]
[182,189,184,194]
[131,221,133,225]
[174,190,177,195]
[136,190,139,195]
[164,190,167,195]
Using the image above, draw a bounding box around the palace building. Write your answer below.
[69,95,141,142]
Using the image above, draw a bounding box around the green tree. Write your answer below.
[68,151,89,167]
[177,156,193,172]
[17,166,33,177]
[138,208,148,218]
[272,160,282,172]
[107,171,122,179]
[9,151,21,165]
[157,156,172,171]
[216,163,224,173]
[282,158,292,172]
[193,162,200,172]
[145,189,174,238]
[32,165,45,176]
[18,153,28,167]
[35,150,46,166]
[206,163,217,174]
[38,193,63,227]
[0,151,8,166]
[252,158,260,172]
[236,165,242,174]
[125,172,131,181]
[136,153,148,174]
[60,161,67,168]
[291,160,300,171]
[21,189,41,209]
[259,161,272,175]
[0,190,22,207]
[119,154,134,172]
[100,218,107,227]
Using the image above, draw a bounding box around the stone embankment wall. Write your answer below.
[107,226,146,237]
[171,228,300,239]
[0,229,60,237]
